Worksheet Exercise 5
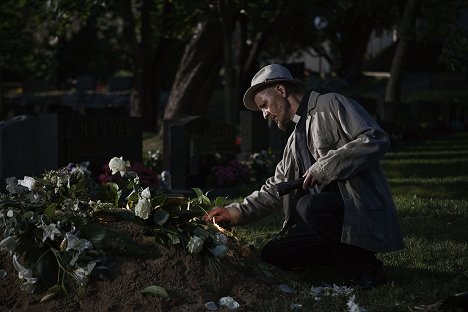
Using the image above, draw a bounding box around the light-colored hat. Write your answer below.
[243,64,306,111]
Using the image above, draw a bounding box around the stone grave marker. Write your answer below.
[163,116,238,190]
[238,110,269,160]
[108,77,133,92]
[0,115,39,189]
[0,113,142,190]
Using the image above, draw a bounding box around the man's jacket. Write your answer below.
[226,91,404,252]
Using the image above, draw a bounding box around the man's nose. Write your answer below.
[262,109,270,119]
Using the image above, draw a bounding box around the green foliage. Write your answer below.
[0,158,229,298]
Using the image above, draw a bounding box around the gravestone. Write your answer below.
[108,77,133,92]
[0,113,142,190]
[163,116,238,190]
[76,75,95,92]
[0,116,39,189]
[238,110,269,160]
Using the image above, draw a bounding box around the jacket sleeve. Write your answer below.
[309,93,390,184]
[225,135,294,225]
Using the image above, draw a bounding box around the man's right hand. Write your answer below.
[203,207,231,225]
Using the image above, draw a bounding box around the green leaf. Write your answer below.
[126,189,139,203]
[192,188,203,198]
[214,196,226,207]
[98,182,121,206]
[167,232,180,245]
[153,209,170,225]
[23,211,35,222]
[35,248,59,288]
[152,194,166,207]
[40,292,58,303]
[192,227,210,241]
[44,204,56,220]
[140,285,169,298]
[200,194,211,206]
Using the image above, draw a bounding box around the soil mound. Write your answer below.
[0,221,282,312]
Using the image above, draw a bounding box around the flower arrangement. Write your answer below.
[0,157,228,301]
[210,160,250,187]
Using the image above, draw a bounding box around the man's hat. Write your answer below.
[243,64,306,111]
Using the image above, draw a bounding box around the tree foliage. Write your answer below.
[2,0,468,129]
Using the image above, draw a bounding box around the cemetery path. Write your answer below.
[0,221,284,311]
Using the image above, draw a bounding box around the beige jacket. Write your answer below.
[226,91,404,252]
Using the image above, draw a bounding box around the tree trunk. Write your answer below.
[163,19,223,120]
[339,27,374,85]
[336,17,375,85]
[139,0,158,131]
[383,0,419,123]
[217,1,237,124]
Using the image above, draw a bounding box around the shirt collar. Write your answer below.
[292,114,301,124]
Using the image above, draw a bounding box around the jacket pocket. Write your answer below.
[314,129,340,149]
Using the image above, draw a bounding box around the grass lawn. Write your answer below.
[231,131,468,311]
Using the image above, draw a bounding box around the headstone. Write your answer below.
[76,75,95,92]
[38,113,142,174]
[238,110,269,160]
[163,116,238,190]
[0,115,39,189]
[23,80,52,93]
[0,113,142,190]
[107,77,133,92]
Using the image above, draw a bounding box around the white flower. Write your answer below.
[347,295,367,312]
[108,157,130,177]
[38,221,62,242]
[7,210,14,218]
[134,187,152,219]
[73,261,96,286]
[64,229,93,254]
[205,302,217,311]
[5,177,27,194]
[278,284,296,294]
[135,197,151,220]
[218,296,240,310]
[17,176,36,191]
[187,236,204,254]
[215,233,228,245]
[12,254,37,293]
[141,187,151,199]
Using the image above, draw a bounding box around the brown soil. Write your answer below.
[0,222,286,312]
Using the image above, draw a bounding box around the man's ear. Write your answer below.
[275,84,288,98]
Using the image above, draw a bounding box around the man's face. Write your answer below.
[254,85,292,131]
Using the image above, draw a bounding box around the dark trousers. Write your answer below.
[261,189,377,278]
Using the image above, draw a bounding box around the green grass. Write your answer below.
[232,131,468,311]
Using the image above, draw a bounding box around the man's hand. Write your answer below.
[203,207,231,225]
[303,168,318,190]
